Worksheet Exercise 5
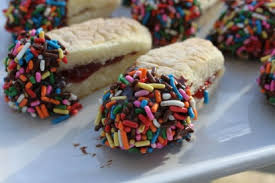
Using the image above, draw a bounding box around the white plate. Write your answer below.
[1,3,275,183]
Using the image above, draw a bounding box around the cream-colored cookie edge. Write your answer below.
[67,0,121,19]
[65,53,144,98]
[136,38,225,95]
[47,17,152,71]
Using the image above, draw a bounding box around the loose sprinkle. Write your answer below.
[3,29,82,123]
[94,67,195,154]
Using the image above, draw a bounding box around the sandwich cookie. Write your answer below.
[3,18,152,122]
[94,38,225,153]
[136,38,225,110]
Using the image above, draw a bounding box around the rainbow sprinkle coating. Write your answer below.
[131,0,201,46]
[257,49,275,105]
[208,0,275,59]
[3,0,67,33]
[3,29,82,123]
[94,67,197,154]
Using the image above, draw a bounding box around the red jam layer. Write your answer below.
[60,52,136,83]
[193,73,218,99]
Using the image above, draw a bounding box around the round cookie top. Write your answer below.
[131,0,201,47]
[3,29,82,123]
[94,67,197,154]
[208,0,275,59]
[257,49,275,105]
[3,0,67,33]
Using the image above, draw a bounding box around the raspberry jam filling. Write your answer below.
[178,72,219,100]
[60,52,136,83]
[193,73,218,99]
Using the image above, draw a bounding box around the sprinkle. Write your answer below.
[31,100,40,107]
[122,120,139,128]
[114,90,122,97]
[106,133,115,148]
[173,113,186,120]
[26,88,36,98]
[160,100,185,107]
[94,108,102,126]
[69,93,78,101]
[15,42,30,61]
[169,106,187,113]
[189,97,196,109]
[28,60,33,70]
[106,100,116,109]
[119,74,129,85]
[53,108,69,115]
[135,90,150,97]
[25,82,32,89]
[45,85,52,95]
[179,88,190,101]
[118,130,123,148]
[188,107,195,119]
[42,71,50,80]
[140,99,148,108]
[111,96,127,101]
[52,115,70,124]
[35,106,45,119]
[35,72,41,82]
[204,90,209,104]
[19,74,27,82]
[16,94,25,103]
[19,98,28,107]
[138,114,150,126]
[166,128,173,141]
[21,106,27,113]
[153,119,160,128]
[169,75,183,100]
[125,75,134,83]
[162,93,171,100]
[135,140,150,147]
[110,105,116,120]
[58,48,64,59]
[149,83,165,89]
[113,132,120,147]
[144,106,154,121]
[151,103,159,113]
[120,130,130,150]
[134,100,141,107]
[137,82,154,92]
[40,60,45,71]
[41,104,49,118]
[155,90,162,103]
